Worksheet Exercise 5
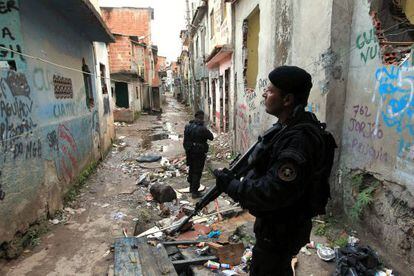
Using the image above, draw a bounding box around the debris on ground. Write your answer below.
[334,244,382,276]
[136,154,162,163]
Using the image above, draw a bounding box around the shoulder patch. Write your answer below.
[277,162,297,182]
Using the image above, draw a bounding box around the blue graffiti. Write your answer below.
[375,59,414,157]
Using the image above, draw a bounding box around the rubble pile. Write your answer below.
[209,132,234,161]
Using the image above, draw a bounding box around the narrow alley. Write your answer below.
[0,94,335,275]
[0,94,198,275]
[1,0,413,275]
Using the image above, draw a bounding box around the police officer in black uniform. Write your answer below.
[183,110,214,199]
[214,66,335,275]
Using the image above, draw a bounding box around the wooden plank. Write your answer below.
[114,237,143,276]
[162,240,201,246]
[136,238,177,276]
[171,256,218,266]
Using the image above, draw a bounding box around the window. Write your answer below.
[136,86,139,99]
[221,0,227,24]
[82,58,94,109]
[100,63,108,94]
[243,7,260,90]
[195,36,199,58]
[210,9,215,39]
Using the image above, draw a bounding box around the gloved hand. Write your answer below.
[213,168,235,193]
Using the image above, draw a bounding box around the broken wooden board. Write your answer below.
[114,237,177,276]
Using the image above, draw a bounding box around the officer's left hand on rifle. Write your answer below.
[213,168,236,193]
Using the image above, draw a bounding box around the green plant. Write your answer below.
[350,184,378,220]
[333,235,349,248]
[351,173,364,189]
[134,111,141,120]
[64,161,98,205]
[315,223,327,236]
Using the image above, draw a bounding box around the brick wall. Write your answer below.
[101,8,152,44]
[108,35,132,73]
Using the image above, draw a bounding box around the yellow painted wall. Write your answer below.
[402,0,414,24]
[246,8,260,89]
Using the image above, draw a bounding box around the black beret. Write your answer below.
[268,66,312,96]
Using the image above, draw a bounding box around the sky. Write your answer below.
[99,0,187,61]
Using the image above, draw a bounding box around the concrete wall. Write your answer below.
[232,0,413,271]
[0,0,113,244]
[93,42,116,152]
[339,0,413,270]
[233,0,278,152]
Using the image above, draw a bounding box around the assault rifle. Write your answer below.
[170,124,283,234]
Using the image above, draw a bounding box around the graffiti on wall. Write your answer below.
[307,102,320,113]
[53,102,78,118]
[47,124,79,181]
[33,67,53,91]
[0,0,26,70]
[0,71,41,162]
[237,103,249,151]
[347,103,388,164]
[356,28,379,64]
[374,59,414,160]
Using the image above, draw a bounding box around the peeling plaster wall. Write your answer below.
[0,1,113,244]
[340,0,414,269]
[233,0,279,152]
[231,0,413,270]
[93,42,116,153]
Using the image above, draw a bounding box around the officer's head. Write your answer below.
[263,66,312,118]
[195,110,204,121]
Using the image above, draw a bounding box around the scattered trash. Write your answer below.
[145,194,154,201]
[101,203,110,208]
[207,230,221,238]
[375,269,394,276]
[137,226,163,239]
[348,236,360,246]
[137,172,149,185]
[300,246,312,256]
[317,244,335,261]
[195,246,210,256]
[103,250,111,257]
[306,241,316,249]
[112,212,126,221]
[241,248,253,264]
[64,207,75,215]
[136,155,162,163]
[49,219,60,225]
[204,260,231,270]
[334,244,382,276]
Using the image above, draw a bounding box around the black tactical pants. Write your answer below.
[250,218,312,276]
[186,152,207,193]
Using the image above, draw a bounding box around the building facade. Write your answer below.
[0,0,115,249]
[179,0,414,272]
[101,7,161,121]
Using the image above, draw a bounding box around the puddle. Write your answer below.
[141,131,180,149]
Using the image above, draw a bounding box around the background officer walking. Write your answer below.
[183,110,214,199]
[214,66,337,275]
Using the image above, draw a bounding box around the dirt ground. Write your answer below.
[0,94,334,276]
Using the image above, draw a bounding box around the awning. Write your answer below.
[205,45,233,69]
[190,5,207,37]
[46,0,114,43]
